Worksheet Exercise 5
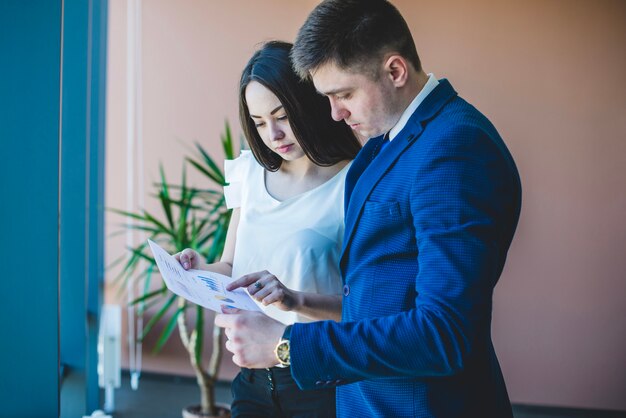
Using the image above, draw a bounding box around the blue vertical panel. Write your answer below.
[60,0,88,372]
[59,0,108,415]
[86,0,108,412]
[0,1,62,417]
[59,0,89,415]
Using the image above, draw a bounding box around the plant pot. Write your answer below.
[182,404,231,418]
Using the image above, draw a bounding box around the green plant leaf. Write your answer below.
[140,293,177,340]
[137,296,162,316]
[175,166,190,248]
[187,157,223,186]
[121,224,163,235]
[153,303,186,353]
[114,251,140,285]
[142,263,155,299]
[141,210,175,239]
[127,245,155,264]
[193,143,226,186]
[159,165,175,230]
[108,207,151,222]
[130,286,166,306]
[221,120,235,160]
[189,214,200,249]
[194,304,204,366]
[206,216,226,263]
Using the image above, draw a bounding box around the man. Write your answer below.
[216,0,521,416]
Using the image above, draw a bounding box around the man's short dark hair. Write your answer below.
[239,40,361,171]
[291,0,421,80]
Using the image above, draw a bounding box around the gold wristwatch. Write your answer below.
[274,325,292,367]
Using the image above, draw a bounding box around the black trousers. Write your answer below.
[230,367,336,418]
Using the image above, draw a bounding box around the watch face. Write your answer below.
[276,340,290,365]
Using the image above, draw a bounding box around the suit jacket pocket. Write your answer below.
[359,200,410,255]
[362,200,401,219]
[360,199,414,260]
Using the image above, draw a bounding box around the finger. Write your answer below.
[231,354,243,368]
[248,279,266,297]
[251,281,277,301]
[224,338,236,354]
[214,313,238,328]
[262,293,279,306]
[179,249,193,270]
[261,286,286,305]
[226,273,262,291]
[247,272,276,295]
[221,305,242,315]
[224,327,234,341]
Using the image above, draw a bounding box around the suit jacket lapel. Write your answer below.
[344,135,386,210]
[341,79,458,263]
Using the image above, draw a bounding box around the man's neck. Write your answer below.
[387,70,429,129]
[387,70,436,140]
[400,70,429,111]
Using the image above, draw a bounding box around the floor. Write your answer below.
[101,372,625,418]
[104,372,233,418]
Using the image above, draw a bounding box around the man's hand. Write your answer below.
[215,307,286,368]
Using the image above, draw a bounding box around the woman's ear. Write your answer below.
[383,54,409,88]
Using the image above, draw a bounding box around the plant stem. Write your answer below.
[177,298,220,414]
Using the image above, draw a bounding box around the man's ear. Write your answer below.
[384,54,409,88]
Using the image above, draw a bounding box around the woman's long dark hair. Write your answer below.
[239,40,361,171]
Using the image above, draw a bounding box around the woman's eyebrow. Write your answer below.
[250,105,284,118]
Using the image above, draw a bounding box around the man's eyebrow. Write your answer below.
[250,105,284,118]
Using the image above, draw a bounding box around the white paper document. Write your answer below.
[147,239,260,313]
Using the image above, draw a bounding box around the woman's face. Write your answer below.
[245,81,306,162]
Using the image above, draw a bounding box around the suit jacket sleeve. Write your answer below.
[289,122,520,389]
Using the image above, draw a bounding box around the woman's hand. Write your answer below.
[226,270,301,312]
[227,270,342,321]
[174,248,202,270]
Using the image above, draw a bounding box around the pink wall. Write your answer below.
[106,0,626,411]
[394,0,626,410]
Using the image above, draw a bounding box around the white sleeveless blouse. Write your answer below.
[223,151,349,325]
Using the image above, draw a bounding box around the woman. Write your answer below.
[176,41,360,417]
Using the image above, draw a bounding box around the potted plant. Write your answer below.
[111,123,236,417]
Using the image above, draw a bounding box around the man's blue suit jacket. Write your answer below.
[290,79,521,417]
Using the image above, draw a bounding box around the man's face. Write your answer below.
[311,61,399,140]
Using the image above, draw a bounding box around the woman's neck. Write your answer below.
[265,155,348,202]
[279,155,320,179]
